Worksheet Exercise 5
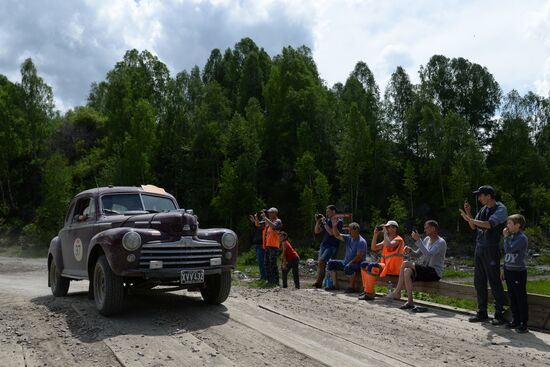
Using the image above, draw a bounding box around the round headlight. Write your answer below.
[221,232,237,250]
[122,231,141,251]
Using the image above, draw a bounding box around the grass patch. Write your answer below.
[527,267,550,276]
[463,279,550,296]
[443,268,473,278]
[248,279,279,289]
[525,279,550,295]
[375,284,494,312]
[236,264,261,278]
[534,254,550,265]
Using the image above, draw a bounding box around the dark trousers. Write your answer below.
[504,269,528,324]
[265,247,279,284]
[282,257,300,289]
[255,245,267,280]
[474,246,506,315]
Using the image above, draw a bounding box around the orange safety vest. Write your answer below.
[379,235,404,277]
[264,222,281,249]
[262,226,268,249]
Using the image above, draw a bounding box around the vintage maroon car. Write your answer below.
[48,185,238,315]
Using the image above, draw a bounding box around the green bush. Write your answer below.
[237,247,258,266]
[296,246,318,259]
[524,225,549,251]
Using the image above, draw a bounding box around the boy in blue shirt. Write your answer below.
[502,214,529,333]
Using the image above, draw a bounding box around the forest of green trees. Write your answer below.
[1,37,550,254]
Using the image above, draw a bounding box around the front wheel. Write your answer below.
[200,271,232,304]
[49,258,70,296]
[93,255,124,316]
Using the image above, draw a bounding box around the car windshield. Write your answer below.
[142,194,177,212]
[101,193,176,214]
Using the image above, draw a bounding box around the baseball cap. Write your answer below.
[473,185,495,196]
[383,220,399,227]
[267,207,278,213]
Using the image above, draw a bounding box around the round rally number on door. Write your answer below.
[73,238,83,262]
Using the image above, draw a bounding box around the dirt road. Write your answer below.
[0,257,549,367]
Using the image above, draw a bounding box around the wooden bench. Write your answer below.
[335,270,550,331]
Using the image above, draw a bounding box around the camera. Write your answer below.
[376,225,384,231]
[315,213,324,221]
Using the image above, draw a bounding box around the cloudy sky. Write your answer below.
[1,0,549,111]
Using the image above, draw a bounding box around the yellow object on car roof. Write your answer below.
[141,184,167,195]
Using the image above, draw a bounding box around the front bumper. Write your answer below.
[121,265,234,279]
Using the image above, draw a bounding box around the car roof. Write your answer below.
[75,186,177,201]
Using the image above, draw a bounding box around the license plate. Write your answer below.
[180,269,204,285]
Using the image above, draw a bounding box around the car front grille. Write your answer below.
[139,236,222,269]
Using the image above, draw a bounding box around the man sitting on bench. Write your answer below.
[386,220,447,309]
[325,222,367,292]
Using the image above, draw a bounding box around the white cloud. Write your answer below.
[1,0,549,110]
[0,0,313,111]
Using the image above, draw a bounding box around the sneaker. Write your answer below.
[358,292,366,298]
[468,313,489,323]
[505,321,519,329]
[516,323,529,333]
[399,302,414,310]
[358,294,375,301]
[324,286,337,291]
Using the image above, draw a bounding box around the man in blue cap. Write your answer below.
[460,185,508,325]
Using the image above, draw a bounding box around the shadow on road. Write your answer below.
[481,323,550,353]
[30,289,230,343]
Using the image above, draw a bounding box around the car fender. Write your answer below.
[197,228,238,267]
[87,227,161,276]
[47,236,64,286]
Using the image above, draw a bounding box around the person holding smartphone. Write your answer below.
[386,220,447,309]
[459,185,508,324]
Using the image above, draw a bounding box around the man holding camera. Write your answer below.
[250,212,267,281]
[312,205,344,289]
[262,207,283,285]
[459,185,508,324]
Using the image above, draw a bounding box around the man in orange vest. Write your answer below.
[263,207,282,285]
[359,220,404,301]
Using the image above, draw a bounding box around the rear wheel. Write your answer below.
[200,271,232,304]
[49,258,70,297]
[93,255,124,316]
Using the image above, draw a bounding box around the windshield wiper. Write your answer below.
[103,208,120,215]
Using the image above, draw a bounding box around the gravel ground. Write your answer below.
[0,256,549,367]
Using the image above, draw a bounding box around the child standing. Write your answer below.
[280,232,300,289]
[502,214,529,333]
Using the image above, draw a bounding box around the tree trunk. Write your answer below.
[439,167,446,208]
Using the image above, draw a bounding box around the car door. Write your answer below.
[58,199,76,275]
[62,196,96,278]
